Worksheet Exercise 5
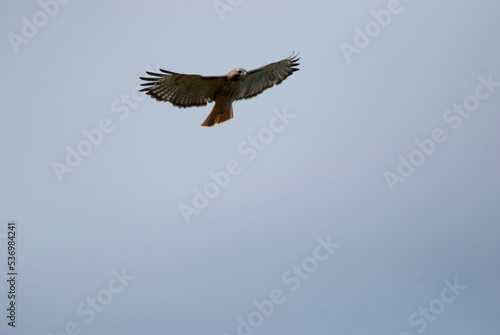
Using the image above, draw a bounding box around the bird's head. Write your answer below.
[228,68,247,81]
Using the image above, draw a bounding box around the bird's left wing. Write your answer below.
[235,53,300,101]
[139,70,226,108]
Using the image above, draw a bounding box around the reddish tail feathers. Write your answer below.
[201,103,234,127]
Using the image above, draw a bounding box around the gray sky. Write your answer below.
[1,1,499,334]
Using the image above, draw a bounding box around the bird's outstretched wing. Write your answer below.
[235,53,300,101]
[139,70,226,108]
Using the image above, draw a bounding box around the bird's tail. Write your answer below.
[201,103,234,127]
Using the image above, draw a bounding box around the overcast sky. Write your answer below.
[1,1,499,334]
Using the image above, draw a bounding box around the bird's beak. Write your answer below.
[242,70,247,76]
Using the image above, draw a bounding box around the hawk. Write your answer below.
[139,53,300,127]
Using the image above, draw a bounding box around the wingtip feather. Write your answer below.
[160,69,176,75]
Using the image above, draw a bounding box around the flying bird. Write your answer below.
[139,53,300,127]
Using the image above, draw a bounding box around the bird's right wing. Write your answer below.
[139,70,226,108]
